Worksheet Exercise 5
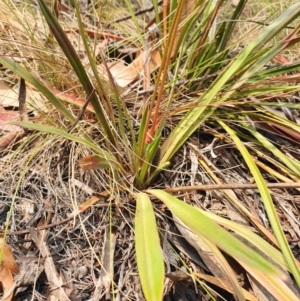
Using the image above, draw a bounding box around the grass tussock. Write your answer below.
[0,0,300,300]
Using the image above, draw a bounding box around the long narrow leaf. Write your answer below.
[160,104,216,165]
[135,193,164,301]
[243,122,300,177]
[218,119,300,286]
[0,57,74,123]
[15,121,124,172]
[147,189,284,279]
[37,0,117,148]
[174,215,246,301]
[200,210,289,271]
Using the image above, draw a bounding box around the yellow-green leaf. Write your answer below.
[218,119,300,286]
[147,189,285,279]
[135,193,164,301]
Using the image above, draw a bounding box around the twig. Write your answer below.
[18,78,28,127]
[0,216,74,236]
[52,89,96,168]
[163,182,300,193]
[68,88,96,133]
[113,1,163,23]
[221,19,295,30]
[136,72,220,96]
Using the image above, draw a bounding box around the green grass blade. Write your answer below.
[217,2,300,91]
[123,0,142,37]
[147,190,284,279]
[160,104,216,165]
[135,193,164,301]
[202,240,246,301]
[15,121,122,171]
[234,30,300,91]
[218,120,300,286]
[0,57,75,123]
[136,106,149,161]
[98,53,134,164]
[161,2,300,167]
[217,0,247,52]
[255,62,300,78]
[37,0,117,148]
[70,0,114,117]
[248,109,300,134]
[243,122,300,177]
[174,215,246,301]
[200,210,289,271]
[138,135,161,186]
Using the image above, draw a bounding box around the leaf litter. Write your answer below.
[0,0,300,300]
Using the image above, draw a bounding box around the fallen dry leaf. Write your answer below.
[274,55,290,64]
[0,132,20,151]
[0,240,18,275]
[50,88,94,112]
[194,272,258,301]
[98,60,139,88]
[243,261,300,301]
[0,107,21,132]
[78,196,101,212]
[29,229,70,301]
[231,0,240,6]
[0,238,19,301]
[91,225,117,301]
[1,80,48,115]
[0,264,14,301]
[0,81,19,108]
[77,155,112,170]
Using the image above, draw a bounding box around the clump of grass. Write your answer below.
[1,0,300,300]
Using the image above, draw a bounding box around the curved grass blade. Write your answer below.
[0,57,74,123]
[242,122,300,177]
[200,210,289,271]
[218,119,300,286]
[135,193,164,301]
[147,189,284,279]
[15,121,124,172]
[37,0,117,149]
[174,215,246,301]
[69,0,111,108]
